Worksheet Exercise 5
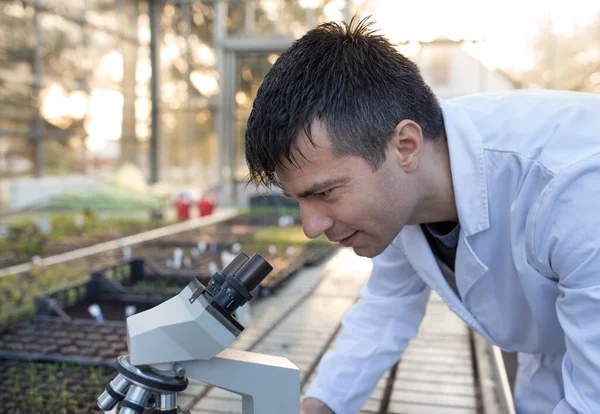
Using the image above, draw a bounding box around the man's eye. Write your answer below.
[314,190,331,198]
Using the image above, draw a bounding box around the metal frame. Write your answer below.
[160,0,352,199]
[473,330,516,414]
[149,0,161,183]
[213,1,295,202]
[0,207,239,278]
[213,0,352,201]
[32,1,45,176]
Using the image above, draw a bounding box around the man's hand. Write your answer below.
[300,397,334,414]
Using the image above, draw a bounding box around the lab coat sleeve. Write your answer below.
[531,154,600,414]
[303,239,431,414]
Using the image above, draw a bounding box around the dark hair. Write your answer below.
[245,16,443,188]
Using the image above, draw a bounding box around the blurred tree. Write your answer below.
[513,13,600,93]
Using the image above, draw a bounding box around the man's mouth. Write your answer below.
[337,231,358,247]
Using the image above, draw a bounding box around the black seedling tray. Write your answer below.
[0,317,126,364]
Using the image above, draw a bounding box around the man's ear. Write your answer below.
[389,120,423,172]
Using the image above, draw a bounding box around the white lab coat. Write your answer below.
[304,89,600,414]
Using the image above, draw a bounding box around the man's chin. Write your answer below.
[352,244,384,259]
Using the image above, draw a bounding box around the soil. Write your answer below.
[0,358,116,413]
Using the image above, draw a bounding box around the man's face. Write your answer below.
[275,121,418,258]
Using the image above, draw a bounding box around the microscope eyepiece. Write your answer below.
[206,252,249,296]
[234,253,273,292]
[223,252,250,277]
[207,252,273,317]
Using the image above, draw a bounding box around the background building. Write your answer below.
[1,0,597,209]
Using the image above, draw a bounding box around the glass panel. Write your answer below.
[135,6,151,179]
[35,82,122,163]
[137,139,150,177]
[43,138,86,175]
[233,118,248,181]
[40,13,85,83]
[120,36,138,164]
[2,0,143,179]
[84,27,123,90]
[162,107,217,188]
[38,0,125,33]
[158,1,217,186]
[82,137,121,176]
[161,110,186,183]
[136,4,151,146]
[0,137,35,178]
[122,0,140,40]
[237,0,345,37]
[137,3,151,45]
[0,81,36,132]
[313,0,346,24]
[278,0,308,36]
[189,108,219,188]
[86,87,124,146]
[227,0,245,36]
[423,45,452,87]
[160,3,188,108]
[245,0,282,36]
[191,1,215,44]
[38,0,86,15]
[38,82,87,138]
[227,0,283,36]
[136,42,151,142]
[0,1,35,74]
[85,0,120,32]
[189,0,218,102]
[233,53,277,181]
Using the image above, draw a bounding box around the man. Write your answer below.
[245,17,600,414]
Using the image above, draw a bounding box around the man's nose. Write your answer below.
[300,202,333,239]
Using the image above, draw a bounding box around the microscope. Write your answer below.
[97,252,300,414]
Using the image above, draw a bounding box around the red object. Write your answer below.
[198,198,215,217]
[175,194,191,221]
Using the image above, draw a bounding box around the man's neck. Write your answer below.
[412,133,457,225]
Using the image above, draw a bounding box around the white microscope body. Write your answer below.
[97,252,300,414]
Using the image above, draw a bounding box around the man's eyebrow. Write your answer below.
[290,178,346,199]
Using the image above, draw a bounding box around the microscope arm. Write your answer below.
[177,348,300,414]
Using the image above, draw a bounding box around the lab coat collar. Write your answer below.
[398,100,493,339]
[400,224,490,339]
[440,100,490,236]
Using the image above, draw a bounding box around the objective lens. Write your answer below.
[119,385,151,414]
[156,393,178,411]
[97,373,130,411]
